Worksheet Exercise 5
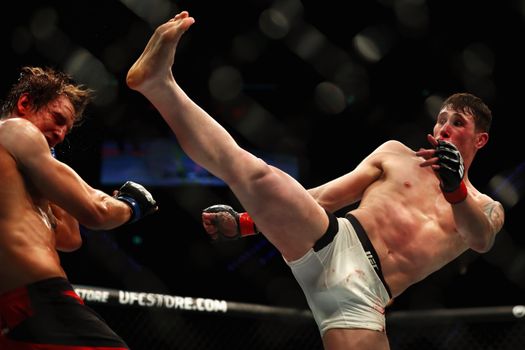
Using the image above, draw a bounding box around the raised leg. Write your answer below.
[126,11,328,261]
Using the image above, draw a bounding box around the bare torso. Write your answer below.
[350,143,481,297]
[0,145,66,294]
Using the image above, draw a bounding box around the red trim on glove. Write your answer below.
[443,181,468,204]
[239,212,257,236]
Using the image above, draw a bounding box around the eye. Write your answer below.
[54,114,67,126]
[53,114,74,134]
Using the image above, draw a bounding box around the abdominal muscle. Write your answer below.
[350,183,468,297]
[0,211,66,294]
[0,146,67,294]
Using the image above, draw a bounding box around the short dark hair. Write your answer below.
[441,92,492,132]
[1,66,94,125]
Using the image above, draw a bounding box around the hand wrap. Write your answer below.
[115,181,158,223]
[202,204,258,241]
[435,140,467,204]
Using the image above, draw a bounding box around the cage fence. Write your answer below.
[74,285,525,350]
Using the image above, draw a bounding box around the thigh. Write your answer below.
[323,328,390,350]
[231,164,328,261]
[6,302,128,349]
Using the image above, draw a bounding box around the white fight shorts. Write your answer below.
[285,212,391,335]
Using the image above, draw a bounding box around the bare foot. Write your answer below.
[126,11,195,94]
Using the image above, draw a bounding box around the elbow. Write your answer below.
[468,234,495,254]
[313,195,340,213]
[308,189,334,212]
[470,244,491,254]
[55,226,83,252]
[57,236,83,252]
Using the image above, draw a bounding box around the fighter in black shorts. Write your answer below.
[0,66,157,349]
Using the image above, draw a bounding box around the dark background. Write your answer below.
[1,0,524,315]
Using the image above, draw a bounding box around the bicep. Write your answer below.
[6,123,102,221]
[24,154,104,222]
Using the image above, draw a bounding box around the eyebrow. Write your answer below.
[453,112,472,122]
[437,111,468,120]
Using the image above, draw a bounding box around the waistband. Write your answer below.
[345,213,392,298]
[0,277,81,307]
[312,209,339,252]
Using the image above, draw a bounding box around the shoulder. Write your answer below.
[356,140,411,169]
[0,118,47,158]
[381,140,411,150]
[0,118,42,139]
[370,140,413,157]
[468,184,497,206]
[470,188,505,231]
[473,190,504,213]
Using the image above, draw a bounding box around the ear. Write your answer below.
[475,132,489,149]
[16,93,32,117]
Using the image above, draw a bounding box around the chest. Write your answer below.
[382,155,441,192]
[380,155,458,231]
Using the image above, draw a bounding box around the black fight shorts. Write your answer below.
[0,277,129,349]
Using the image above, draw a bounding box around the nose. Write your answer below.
[54,126,67,141]
[437,123,451,139]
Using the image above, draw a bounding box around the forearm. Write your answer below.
[307,185,357,213]
[29,159,134,230]
[306,163,378,212]
[71,189,132,230]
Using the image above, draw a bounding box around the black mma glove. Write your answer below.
[115,181,158,223]
[202,204,258,241]
[435,140,467,204]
